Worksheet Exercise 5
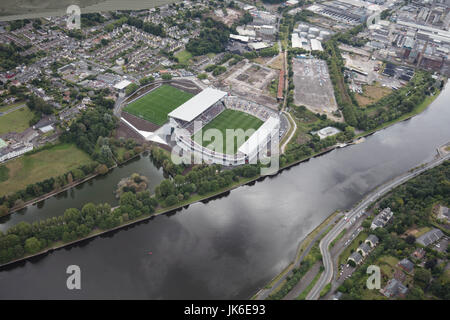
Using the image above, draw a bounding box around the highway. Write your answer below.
[306,151,450,300]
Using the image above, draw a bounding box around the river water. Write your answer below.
[0,84,449,299]
[0,154,166,232]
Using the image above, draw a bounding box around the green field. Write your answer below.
[193,109,264,154]
[123,84,193,125]
[0,106,35,135]
[175,50,192,64]
[0,101,25,113]
[0,143,92,196]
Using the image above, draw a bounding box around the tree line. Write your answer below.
[339,161,450,300]
[186,18,233,56]
[0,146,263,265]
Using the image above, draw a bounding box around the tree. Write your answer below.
[159,179,176,198]
[96,164,109,175]
[24,237,41,254]
[0,205,8,216]
[165,194,178,206]
[414,268,431,289]
[405,235,416,245]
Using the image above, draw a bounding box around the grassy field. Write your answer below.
[378,255,400,280]
[0,106,35,135]
[123,84,193,126]
[175,50,192,64]
[355,84,393,107]
[0,101,25,113]
[0,166,9,182]
[192,109,263,154]
[0,143,92,196]
[338,231,368,266]
[355,90,440,138]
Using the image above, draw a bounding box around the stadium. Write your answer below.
[119,80,283,166]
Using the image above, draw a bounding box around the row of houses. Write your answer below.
[348,234,379,265]
[371,207,394,230]
[0,141,33,163]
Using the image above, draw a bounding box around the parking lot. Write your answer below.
[292,58,339,119]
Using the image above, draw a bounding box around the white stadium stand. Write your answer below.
[169,88,281,166]
[168,87,227,122]
[238,116,280,160]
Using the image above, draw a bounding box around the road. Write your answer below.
[0,103,25,116]
[280,111,297,154]
[254,212,341,300]
[306,151,450,300]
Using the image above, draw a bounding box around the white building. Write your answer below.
[371,207,394,230]
[0,143,34,163]
[259,25,276,35]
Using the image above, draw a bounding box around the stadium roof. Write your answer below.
[168,87,227,122]
[114,79,132,90]
[238,116,280,156]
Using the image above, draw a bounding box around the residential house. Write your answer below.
[365,235,379,248]
[348,251,363,265]
[398,258,414,274]
[416,228,444,247]
[357,243,372,257]
[371,207,394,230]
[380,278,408,298]
[412,248,426,260]
[393,269,406,282]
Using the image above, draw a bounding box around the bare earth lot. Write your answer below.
[355,84,393,107]
[292,58,338,119]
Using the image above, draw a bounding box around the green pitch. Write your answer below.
[193,109,264,155]
[123,84,194,126]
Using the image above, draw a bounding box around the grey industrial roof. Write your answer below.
[168,87,227,122]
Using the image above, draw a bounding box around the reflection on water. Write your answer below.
[0,84,449,299]
[0,154,165,231]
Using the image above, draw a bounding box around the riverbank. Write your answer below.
[252,210,342,300]
[355,88,441,139]
[0,86,444,269]
[0,146,149,218]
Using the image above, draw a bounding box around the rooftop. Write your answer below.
[114,79,132,90]
[168,87,227,122]
[416,228,444,246]
[238,116,280,157]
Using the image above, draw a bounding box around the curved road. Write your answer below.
[306,151,450,300]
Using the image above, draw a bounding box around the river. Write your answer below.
[0,83,449,299]
[0,155,166,232]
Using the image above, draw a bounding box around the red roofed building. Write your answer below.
[277,69,284,101]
